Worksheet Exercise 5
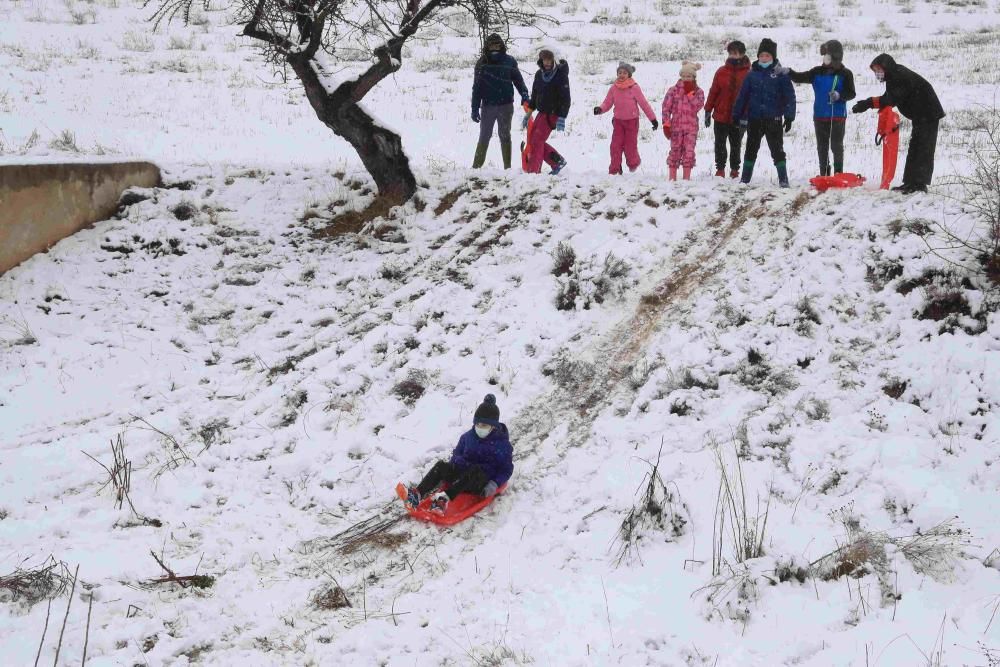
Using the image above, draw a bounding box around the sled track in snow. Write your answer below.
[306,186,815,618]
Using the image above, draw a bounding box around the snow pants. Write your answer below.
[473,103,514,169]
[668,129,697,169]
[417,461,489,499]
[814,119,846,175]
[713,121,742,172]
[744,118,786,165]
[609,117,641,174]
[902,118,939,188]
[525,113,564,174]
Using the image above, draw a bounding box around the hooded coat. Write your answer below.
[450,423,514,487]
[789,47,856,121]
[471,39,530,111]
[529,58,572,118]
[868,54,944,121]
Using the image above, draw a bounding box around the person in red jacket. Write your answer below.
[704,41,752,179]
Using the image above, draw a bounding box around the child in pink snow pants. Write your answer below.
[593,62,658,175]
[661,61,705,180]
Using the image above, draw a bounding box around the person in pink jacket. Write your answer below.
[593,62,658,175]
[661,61,706,180]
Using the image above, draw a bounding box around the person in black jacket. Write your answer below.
[522,49,571,174]
[780,40,856,176]
[852,53,945,193]
[471,34,530,170]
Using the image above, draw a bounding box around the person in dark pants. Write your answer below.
[732,38,796,187]
[851,53,945,194]
[779,40,856,176]
[404,394,513,514]
[704,40,751,178]
[471,34,530,169]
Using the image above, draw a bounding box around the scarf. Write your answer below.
[541,67,557,83]
[614,77,635,90]
[682,80,696,93]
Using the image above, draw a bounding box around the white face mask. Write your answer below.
[874,70,885,82]
[822,54,833,65]
[475,425,492,439]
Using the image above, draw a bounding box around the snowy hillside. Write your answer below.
[2,0,1000,666]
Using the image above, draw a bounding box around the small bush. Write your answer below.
[48,129,80,152]
[392,370,428,406]
[612,447,688,566]
[551,241,576,277]
[0,557,74,608]
[669,400,691,416]
[121,30,155,52]
[171,202,197,221]
[794,296,821,336]
[882,378,908,399]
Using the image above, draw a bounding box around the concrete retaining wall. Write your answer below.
[0,161,161,275]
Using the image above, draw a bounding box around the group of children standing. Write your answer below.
[471,34,943,193]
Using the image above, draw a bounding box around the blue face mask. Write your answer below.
[488,50,502,61]
[759,61,772,69]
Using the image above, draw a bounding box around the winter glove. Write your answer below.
[555,117,566,132]
[521,113,531,130]
[651,119,659,131]
[828,91,841,103]
[852,99,873,114]
[593,106,602,115]
[662,123,671,140]
[704,113,711,128]
[471,109,480,123]
[783,118,793,133]
[481,480,498,497]
[774,65,791,76]
[522,102,532,114]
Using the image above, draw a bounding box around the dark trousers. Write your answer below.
[417,461,489,499]
[902,118,939,187]
[744,118,786,166]
[814,119,846,175]
[713,121,743,171]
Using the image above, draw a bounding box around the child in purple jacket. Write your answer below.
[593,62,659,175]
[404,394,513,514]
[661,61,705,181]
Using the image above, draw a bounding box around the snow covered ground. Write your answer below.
[2,0,1000,665]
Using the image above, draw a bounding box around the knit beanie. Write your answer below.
[726,40,747,55]
[679,60,702,78]
[820,39,843,63]
[473,394,500,427]
[757,38,777,59]
[616,61,636,77]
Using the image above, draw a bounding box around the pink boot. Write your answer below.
[669,167,678,181]
[682,167,692,180]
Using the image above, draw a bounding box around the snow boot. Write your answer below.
[669,167,678,181]
[833,161,844,174]
[740,160,754,184]
[730,169,739,179]
[682,167,692,180]
[429,491,449,515]
[819,163,830,177]
[500,140,512,170]
[715,169,725,178]
[404,486,422,509]
[550,154,568,175]
[472,142,489,169]
[777,161,789,188]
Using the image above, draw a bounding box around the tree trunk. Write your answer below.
[288,53,417,205]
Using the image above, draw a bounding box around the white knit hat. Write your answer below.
[679,60,702,78]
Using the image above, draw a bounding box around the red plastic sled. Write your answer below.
[876,105,901,190]
[520,112,534,172]
[809,172,866,192]
[395,482,506,526]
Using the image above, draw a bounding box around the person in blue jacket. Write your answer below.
[471,34,530,170]
[404,394,513,514]
[779,40,856,176]
[732,38,796,187]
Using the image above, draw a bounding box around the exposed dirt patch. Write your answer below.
[434,187,468,217]
[311,196,399,239]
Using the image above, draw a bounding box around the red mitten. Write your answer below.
[662,123,671,140]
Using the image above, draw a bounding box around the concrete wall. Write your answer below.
[0,161,161,275]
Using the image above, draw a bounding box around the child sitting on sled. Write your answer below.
[404,394,513,514]
[593,61,658,175]
[661,61,705,181]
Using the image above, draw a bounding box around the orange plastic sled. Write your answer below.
[520,112,535,172]
[395,482,507,526]
[809,173,866,192]
[876,105,901,190]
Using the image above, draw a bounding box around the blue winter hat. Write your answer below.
[473,394,501,427]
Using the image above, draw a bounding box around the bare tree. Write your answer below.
[148,0,547,206]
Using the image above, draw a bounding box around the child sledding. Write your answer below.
[399,394,512,524]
